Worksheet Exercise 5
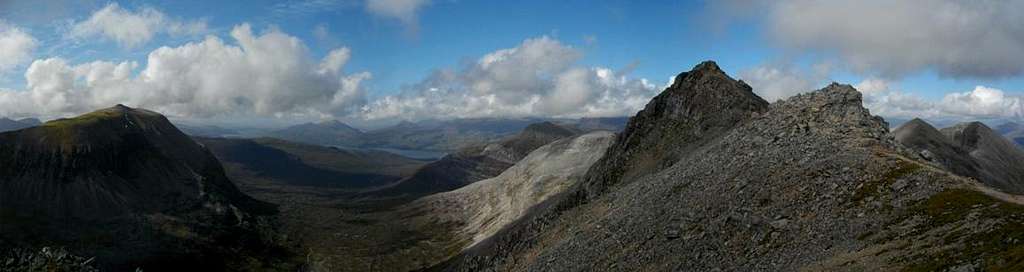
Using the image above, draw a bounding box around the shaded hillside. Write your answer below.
[895,119,1024,194]
[364,121,580,199]
[440,63,1024,271]
[941,122,1024,193]
[199,137,424,189]
[0,105,292,271]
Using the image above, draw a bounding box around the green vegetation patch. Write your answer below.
[852,159,921,203]
[902,189,1024,272]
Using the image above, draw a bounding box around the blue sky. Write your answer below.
[0,0,1022,125]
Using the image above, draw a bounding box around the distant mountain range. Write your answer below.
[260,116,628,154]
[0,117,41,132]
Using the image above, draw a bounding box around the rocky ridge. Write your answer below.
[440,62,1024,271]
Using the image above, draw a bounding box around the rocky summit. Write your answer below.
[440,62,1024,271]
[0,105,289,271]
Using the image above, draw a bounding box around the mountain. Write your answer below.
[0,117,40,132]
[996,122,1024,147]
[894,119,1024,194]
[198,137,424,189]
[940,122,1024,193]
[435,62,1024,271]
[267,120,366,147]
[0,105,292,271]
[893,118,983,178]
[583,60,769,198]
[364,121,580,199]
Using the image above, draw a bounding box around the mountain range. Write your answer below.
[4,61,1024,271]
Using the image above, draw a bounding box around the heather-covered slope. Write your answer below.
[0,105,291,271]
[441,64,1024,271]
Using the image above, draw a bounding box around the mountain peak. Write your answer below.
[582,61,769,198]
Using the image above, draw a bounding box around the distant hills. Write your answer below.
[0,117,41,132]
[259,116,628,154]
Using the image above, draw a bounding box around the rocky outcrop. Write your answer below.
[582,61,769,199]
[440,63,1024,271]
[0,105,288,271]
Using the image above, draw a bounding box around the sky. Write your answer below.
[0,0,1022,127]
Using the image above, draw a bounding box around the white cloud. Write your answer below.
[719,0,1024,78]
[739,65,820,102]
[69,3,208,48]
[360,36,660,120]
[366,0,430,29]
[940,86,1024,118]
[0,21,37,74]
[0,24,369,119]
[852,78,1023,120]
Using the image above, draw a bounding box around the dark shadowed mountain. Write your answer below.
[941,122,1024,193]
[267,120,366,147]
[895,119,1024,194]
[363,121,580,200]
[198,137,424,189]
[0,117,40,132]
[997,122,1024,147]
[0,105,293,271]
[432,62,1024,271]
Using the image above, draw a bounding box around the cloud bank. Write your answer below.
[0,24,369,119]
[360,36,660,121]
[717,0,1024,79]
[69,3,208,48]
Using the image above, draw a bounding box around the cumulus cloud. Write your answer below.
[719,0,1024,78]
[852,78,1023,120]
[69,3,208,48]
[359,36,660,120]
[0,21,37,74]
[366,0,430,30]
[0,24,369,119]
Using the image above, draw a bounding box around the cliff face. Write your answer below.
[0,105,285,271]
